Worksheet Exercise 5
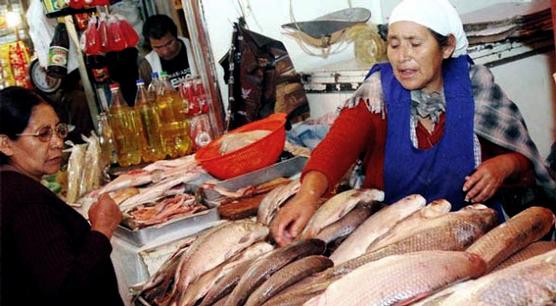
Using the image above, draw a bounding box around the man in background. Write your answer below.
[139,14,197,88]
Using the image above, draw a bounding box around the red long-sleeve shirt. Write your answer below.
[303,100,533,193]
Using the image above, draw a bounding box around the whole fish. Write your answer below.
[305,251,486,306]
[367,199,452,252]
[301,189,384,239]
[225,239,326,306]
[466,206,555,272]
[245,255,333,306]
[270,204,497,305]
[178,242,274,306]
[173,220,269,301]
[199,259,254,306]
[334,204,497,276]
[139,237,196,305]
[492,240,556,272]
[257,179,301,225]
[315,204,376,244]
[439,249,556,306]
[330,194,426,264]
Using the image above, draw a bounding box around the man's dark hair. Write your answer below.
[142,15,178,42]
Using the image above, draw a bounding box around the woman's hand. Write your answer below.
[270,171,329,246]
[270,194,320,247]
[463,153,524,203]
[88,193,123,239]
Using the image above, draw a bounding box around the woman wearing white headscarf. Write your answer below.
[271,0,555,246]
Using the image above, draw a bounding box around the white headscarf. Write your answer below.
[388,0,468,57]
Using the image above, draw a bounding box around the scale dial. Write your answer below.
[29,58,62,93]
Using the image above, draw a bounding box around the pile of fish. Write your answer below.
[136,220,332,306]
[135,183,555,306]
[80,155,211,229]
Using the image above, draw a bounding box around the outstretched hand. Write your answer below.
[462,155,514,203]
[270,194,319,247]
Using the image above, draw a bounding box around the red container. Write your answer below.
[195,113,287,179]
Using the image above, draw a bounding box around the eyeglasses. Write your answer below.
[16,123,71,142]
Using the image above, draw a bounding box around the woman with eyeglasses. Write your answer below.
[0,86,124,306]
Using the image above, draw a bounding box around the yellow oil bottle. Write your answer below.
[135,80,166,162]
[108,84,144,167]
[158,72,193,157]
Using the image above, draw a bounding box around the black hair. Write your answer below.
[142,15,178,43]
[0,86,47,164]
[429,29,451,49]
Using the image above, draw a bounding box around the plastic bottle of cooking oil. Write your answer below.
[147,72,160,103]
[158,72,193,157]
[135,79,166,162]
[108,83,144,167]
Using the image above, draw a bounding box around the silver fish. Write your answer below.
[178,242,274,306]
[225,239,326,306]
[367,199,452,252]
[257,179,301,226]
[330,194,426,264]
[173,220,269,302]
[245,255,333,306]
[315,204,376,244]
[301,189,384,239]
[305,251,486,306]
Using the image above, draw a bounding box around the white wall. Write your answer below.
[200,0,555,157]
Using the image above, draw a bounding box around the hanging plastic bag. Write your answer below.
[65,141,87,203]
[115,14,139,48]
[107,14,127,52]
[83,15,101,55]
[97,13,110,53]
[79,133,103,197]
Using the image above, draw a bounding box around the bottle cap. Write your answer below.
[109,83,120,90]
[160,71,168,78]
[151,72,159,78]
[136,79,145,86]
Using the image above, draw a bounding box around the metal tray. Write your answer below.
[203,156,308,203]
[114,207,220,247]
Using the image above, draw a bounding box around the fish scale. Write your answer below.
[245,255,333,306]
[305,251,486,306]
[439,249,556,305]
[466,206,555,272]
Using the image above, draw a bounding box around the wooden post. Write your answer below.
[63,16,99,131]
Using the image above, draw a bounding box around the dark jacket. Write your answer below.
[0,170,123,306]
